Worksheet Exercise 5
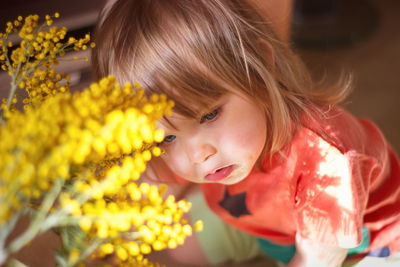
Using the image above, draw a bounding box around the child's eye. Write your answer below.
[200,108,220,123]
[163,135,176,143]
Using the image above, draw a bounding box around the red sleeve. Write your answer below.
[293,130,380,248]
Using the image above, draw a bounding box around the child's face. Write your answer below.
[158,93,267,185]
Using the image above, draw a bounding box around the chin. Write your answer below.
[221,170,249,185]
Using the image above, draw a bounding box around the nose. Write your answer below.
[185,140,217,164]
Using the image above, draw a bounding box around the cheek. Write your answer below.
[161,148,190,176]
[222,120,266,160]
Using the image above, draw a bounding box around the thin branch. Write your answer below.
[65,238,103,267]
[7,178,64,255]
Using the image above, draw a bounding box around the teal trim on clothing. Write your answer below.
[256,227,370,263]
[256,239,295,264]
[347,226,370,255]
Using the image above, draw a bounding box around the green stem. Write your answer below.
[6,178,64,255]
[44,214,79,229]
[0,212,22,265]
[7,61,22,107]
[7,20,46,107]
[1,37,22,107]
[0,211,22,247]
[64,238,103,267]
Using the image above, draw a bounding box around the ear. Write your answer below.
[257,38,275,67]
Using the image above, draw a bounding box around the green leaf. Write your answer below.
[55,253,68,267]
[60,225,85,251]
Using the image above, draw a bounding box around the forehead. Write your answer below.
[147,64,236,119]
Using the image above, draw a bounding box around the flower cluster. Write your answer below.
[0,13,93,117]
[0,15,202,267]
[0,76,170,219]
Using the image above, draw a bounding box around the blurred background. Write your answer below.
[0,0,399,266]
[294,0,400,155]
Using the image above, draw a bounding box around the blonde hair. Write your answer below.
[92,0,351,155]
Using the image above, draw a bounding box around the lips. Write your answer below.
[205,165,234,182]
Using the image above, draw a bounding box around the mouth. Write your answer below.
[205,165,235,182]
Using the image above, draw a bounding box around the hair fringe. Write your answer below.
[92,0,353,157]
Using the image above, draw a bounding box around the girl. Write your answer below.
[92,0,400,266]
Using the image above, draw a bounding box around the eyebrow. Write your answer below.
[161,115,181,131]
